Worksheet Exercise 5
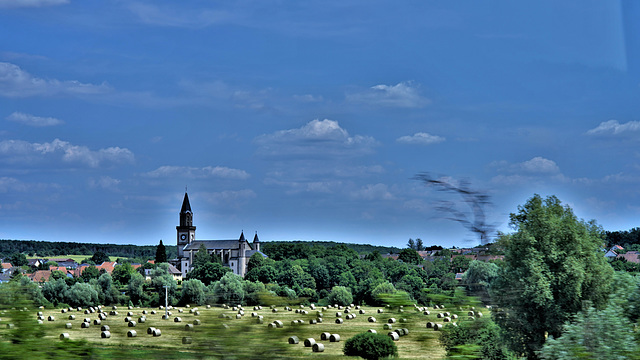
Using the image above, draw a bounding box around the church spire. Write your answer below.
[179,192,193,227]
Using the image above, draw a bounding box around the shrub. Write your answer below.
[327,286,353,307]
[343,332,397,360]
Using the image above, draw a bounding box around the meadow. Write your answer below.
[0,303,455,359]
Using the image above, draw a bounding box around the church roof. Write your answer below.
[253,233,260,242]
[181,192,192,213]
[183,240,242,251]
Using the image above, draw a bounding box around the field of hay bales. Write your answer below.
[1,303,457,359]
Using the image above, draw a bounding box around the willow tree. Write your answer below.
[491,194,614,358]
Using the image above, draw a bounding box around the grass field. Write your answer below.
[1,303,454,359]
[26,255,119,263]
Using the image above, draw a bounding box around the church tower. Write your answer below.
[176,192,196,259]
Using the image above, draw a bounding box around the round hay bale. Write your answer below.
[128,306,133,310]
[178,309,183,313]
[65,323,72,329]
[153,328,162,337]
[335,318,343,324]
[368,316,376,323]
[151,310,156,315]
[94,319,101,325]
[468,316,476,321]
[167,311,173,316]
[444,317,451,322]
[127,330,137,337]
[329,334,341,342]
[6,323,14,329]
[99,313,107,320]
[321,332,331,340]
[388,318,396,324]
[142,310,147,314]
[433,323,443,331]
[317,318,323,323]
[101,331,111,338]
[368,329,377,333]
[193,319,201,325]
[147,327,156,334]
[255,318,264,324]
[383,324,392,330]
[124,316,132,322]
[59,333,70,340]
[81,322,90,328]
[83,317,91,323]
[37,311,43,316]
[437,313,444,318]
[476,312,483,318]
[274,320,284,328]
[290,320,297,326]
[377,309,384,313]
[236,314,242,319]
[426,322,435,328]
[37,320,43,324]
[218,313,227,319]
[206,305,211,309]
[182,336,192,344]
[101,325,110,331]
[185,324,194,331]
[312,343,325,352]
[162,315,169,320]
[452,314,458,319]
[316,311,323,317]
[112,306,117,310]
[444,312,450,317]
[68,315,75,320]
[399,318,407,323]
[359,309,365,314]
[403,328,409,335]
[309,319,317,325]
[84,309,90,314]
[138,317,146,323]
[60,309,67,313]
[467,311,475,316]
[48,316,55,321]
[128,321,136,327]
[174,317,182,322]
[388,332,399,341]
[272,308,278,313]
[251,312,258,317]
[344,308,350,313]
[268,322,277,328]
[288,336,299,344]
[304,338,315,347]
[109,311,118,316]
[394,329,404,336]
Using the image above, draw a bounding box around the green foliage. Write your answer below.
[440,319,515,360]
[97,273,117,305]
[343,332,398,360]
[64,282,99,307]
[42,277,68,306]
[370,281,397,305]
[180,279,206,305]
[193,243,211,268]
[327,285,353,306]
[80,265,100,282]
[186,262,231,286]
[90,251,110,264]
[247,252,265,272]
[127,272,146,305]
[111,263,136,285]
[462,260,499,302]
[8,252,27,267]
[398,248,422,264]
[151,263,178,305]
[155,239,167,263]
[491,194,615,358]
[211,272,245,304]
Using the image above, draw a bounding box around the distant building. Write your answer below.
[172,192,266,278]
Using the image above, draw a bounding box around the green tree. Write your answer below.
[451,255,472,273]
[193,243,212,268]
[370,281,397,305]
[97,272,117,304]
[128,272,146,305]
[186,262,231,286]
[398,248,421,264]
[343,332,398,360]
[8,252,27,267]
[247,252,265,272]
[407,238,416,250]
[180,279,206,305]
[491,194,615,358]
[211,272,245,305]
[415,238,425,251]
[81,265,100,282]
[64,282,99,307]
[151,263,178,305]
[327,285,353,306]
[462,260,499,303]
[155,239,167,263]
[90,251,110,264]
[111,263,136,286]
[42,277,69,306]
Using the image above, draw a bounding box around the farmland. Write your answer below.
[0,303,453,359]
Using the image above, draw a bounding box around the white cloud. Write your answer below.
[0,0,68,8]
[88,176,121,191]
[0,176,60,193]
[519,157,560,174]
[254,119,377,158]
[350,183,396,201]
[346,81,430,108]
[396,132,445,145]
[6,111,64,127]
[0,139,134,167]
[0,62,111,98]
[586,120,640,135]
[143,165,250,180]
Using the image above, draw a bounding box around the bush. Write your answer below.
[343,332,397,360]
[327,286,353,306]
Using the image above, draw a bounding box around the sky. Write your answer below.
[0,0,639,249]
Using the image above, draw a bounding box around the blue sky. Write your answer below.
[0,0,639,248]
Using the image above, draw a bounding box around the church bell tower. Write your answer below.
[176,192,196,258]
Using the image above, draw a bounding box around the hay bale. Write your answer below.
[272,308,278,313]
[128,321,136,327]
[359,309,365,314]
[476,312,483,318]
[288,336,299,344]
[193,319,201,325]
[151,310,156,315]
[83,317,91,323]
[59,333,70,340]
[162,315,169,320]
[68,315,75,320]
[368,316,376,323]
[185,324,194,331]
[335,318,344,324]
[317,318,323,323]
[206,305,211,309]
[320,332,331,340]
[174,317,182,322]
[399,318,407,323]
[403,328,409,335]
[124,316,132,322]
[388,332,399,341]
[304,338,316,347]
[142,310,147,315]
[236,314,242,319]
[468,316,476,321]
[84,309,90,314]
[329,334,341,342]
[37,320,43,324]
[274,320,284,328]
[443,312,451,317]
[147,327,156,334]
[138,317,146,323]
[99,313,107,320]
[94,319,101,325]
[153,328,162,337]
[377,309,384,313]
[388,318,396,324]
[452,314,458,319]
[255,318,264,324]
[251,312,258,317]
[127,330,137,337]
[426,322,435,328]
[468,311,475,316]
[109,311,118,316]
[383,324,392,330]
[394,329,404,336]
[178,309,183,313]
[48,315,55,321]
[81,322,90,328]
[65,323,72,329]
[101,331,111,338]
[444,317,451,322]
[60,309,67,313]
[309,319,317,325]
[6,323,14,329]
[101,325,110,331]
[312,343,325,352]
[268,322,277,328]
[433,323,443,331]
[182,336,192,344]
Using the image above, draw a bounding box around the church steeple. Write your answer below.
[180,192,193,227]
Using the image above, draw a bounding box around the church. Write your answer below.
[172,192,264,278]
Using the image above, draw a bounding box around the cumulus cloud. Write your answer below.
[254,119,377,158]
[0,62,111,98]
[490,157,564,186]
[0,139,134,167]
[6,111,64,127]
[143,165,250,180]
[586,120,640,135]
[0,0,68,8]
[396,132,445,145]
[346,81,430,108]
[519,157,560,174]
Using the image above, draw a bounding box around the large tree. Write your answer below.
[155,240,167,263]
[491,194,614,358]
